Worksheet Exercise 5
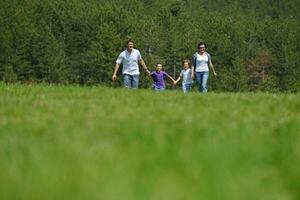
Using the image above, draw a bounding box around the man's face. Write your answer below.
[127,42,134,51]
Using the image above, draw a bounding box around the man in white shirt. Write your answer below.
[112,39,150,89]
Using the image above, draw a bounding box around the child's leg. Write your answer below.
[186,83,192,92]
[182,84,187,93]
[154,86,164,92]
[182,83,192,93]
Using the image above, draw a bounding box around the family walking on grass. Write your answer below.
[112,39,217,93]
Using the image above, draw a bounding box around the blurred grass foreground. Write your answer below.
[0,84,299,200]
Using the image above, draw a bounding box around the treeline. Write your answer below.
[0,0,299,91]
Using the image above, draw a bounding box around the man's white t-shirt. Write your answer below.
[195,53,209,72]
[116,49,142,75]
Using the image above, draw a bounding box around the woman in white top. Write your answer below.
[191,42,217,93]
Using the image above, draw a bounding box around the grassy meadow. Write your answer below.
[0,84,299,200]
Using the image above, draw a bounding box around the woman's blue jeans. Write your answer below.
[195,71,209,93]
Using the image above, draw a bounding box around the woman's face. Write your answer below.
[198,45,206,53]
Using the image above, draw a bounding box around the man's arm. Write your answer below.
[113,52,124,81]
[139,59,150,75]
[112,63,120,81]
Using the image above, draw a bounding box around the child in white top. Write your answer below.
[175,60,193,93]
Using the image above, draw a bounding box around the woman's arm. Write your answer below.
[191,66,194,79]
[209,60,217,76]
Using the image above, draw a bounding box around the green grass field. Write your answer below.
[0,84,299,200]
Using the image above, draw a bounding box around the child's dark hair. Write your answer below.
[156,63,164,70]
[182,59,191,67]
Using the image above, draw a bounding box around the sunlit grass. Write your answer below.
[0,84,299,200]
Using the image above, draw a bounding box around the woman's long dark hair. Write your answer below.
[197,42,207,49]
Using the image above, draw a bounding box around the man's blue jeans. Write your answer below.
[123,74,139,89]
[195,71,209,93]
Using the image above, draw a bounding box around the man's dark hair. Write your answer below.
[126,38,134,45]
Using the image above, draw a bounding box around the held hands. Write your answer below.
[173,80,177,86]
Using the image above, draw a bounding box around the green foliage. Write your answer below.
[0,0,299,91]
[1,65,17,83]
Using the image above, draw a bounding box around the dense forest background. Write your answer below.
[0,0,299,91]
